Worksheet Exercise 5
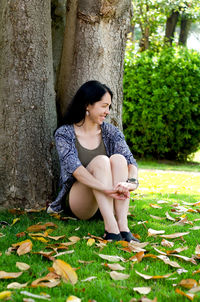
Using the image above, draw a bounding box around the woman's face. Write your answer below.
[86,92,111,125]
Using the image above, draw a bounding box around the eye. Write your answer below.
[109,104,112,110]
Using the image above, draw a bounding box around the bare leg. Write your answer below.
[110,154,130,232]
[69,155,119,234]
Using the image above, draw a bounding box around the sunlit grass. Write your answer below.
[0,167,200,301]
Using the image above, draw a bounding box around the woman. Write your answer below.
[47,80,139,242]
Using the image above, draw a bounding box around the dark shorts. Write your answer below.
[62,193,102,220]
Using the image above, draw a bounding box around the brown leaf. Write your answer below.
[47,235,65,241]
[104,263,125,271]
[148,228,165,236]
[161,239,174,248]
[7,282,28,289]
[68,236,80,243]
[16,262,30,271]
[9,208,25,215]
[53,259,78,285]
[135,270,173,280]
[16,240,32,256]
[192,269,200,275]
[27,224,47,232]
[175,288,195,300]
[44,222,57,228]
[160,232,189,239]
[110,271,130,280]
[166,246,188,255]
[179,279,198,289]
[98,253,125,262]
[133,287,151,294]
[157,255,181,268]
[31,272,60,288]
[169,254,197,265]
[16,232,26,238]
[0,271,23,279]
[165,212,176,221]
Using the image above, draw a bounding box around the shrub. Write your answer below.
[123,46,200,161]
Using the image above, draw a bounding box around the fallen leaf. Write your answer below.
[157,200,169,204]
[0,252,1,256]
[153,247,167,255]
[54,250,74,257]
[150,204,162,208]
[148,228,165,236]
[17,240,32,256]
[68,236,80,243]
[188,286,200,294]
[133,287,151,294]
[7,282,28,289]
[20,291,50,300]
[47,235,65,241]
[27,224,47,232]
[78,260,95,264]
[11,218,20,226]
[31,237,48,243]
[44,222,57,228]
[160,232,189,239]
[177,269,188,274]
[0,291,12,299]
[66,296,81,302]
[179,279,198,289]
[9,208,25,215]
[53,259,78,285]
[169,254,197,265]
[195,244,200,255]
[189,226,200,230]
[16,232,26,238]
[166,246,188,255]
[175,288,195,300]
[81,276,97,282]
[104,263,125,271]
[110,271,130,280]
[150,215,165,220]
[16,262,30,271]
[0,271,22,279]
[165,212,176,221]
[157,255,181,268]
[98,253,125,262]
[31,272,60,288]
[161,239,174,248]
[135,270,173,280]
[87,238,95,246]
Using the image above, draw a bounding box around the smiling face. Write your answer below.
[86,92,112,125]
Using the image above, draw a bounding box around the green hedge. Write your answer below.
[123,46,200,161]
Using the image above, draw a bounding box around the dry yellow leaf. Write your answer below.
[161,239,174,248]
[31,272,60,288]
[0,271,22,279]
[87,238,95,246]
[11,218,20,226]
[105,263,125,271]
[133,287,151,294]
[148,228,165,236]
[110,271,130,280]
[16,240,32,256]
[53,259,78,285]
[66,296,81,302]
[175,288,195,301]
[7,282,28,289]
[0,290,12,299]
[16,262,30,271]
[31,237,48,243]
[98,253,125,262]
[68,236,80,243]
[135,270,173,280]
[179,279,198,289]
[160,232,189,239]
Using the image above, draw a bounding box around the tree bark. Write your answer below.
[165,11,179,45]
[57,0,132,129]
[0,0,57,208]
[178,15,191,45]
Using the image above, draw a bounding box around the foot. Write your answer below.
[103,230,122,241]
[47,205,63,214]
[120,231,140,242]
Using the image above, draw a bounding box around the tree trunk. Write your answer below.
[178,15,191,45]
[0,0,57,209]
[165,11,179,45]
[51,0,67,85]
[139,25,150,51]
[57,0,132,129]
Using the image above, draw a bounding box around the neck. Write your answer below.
[75,118,101,133]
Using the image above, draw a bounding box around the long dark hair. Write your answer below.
[60,80,113,125]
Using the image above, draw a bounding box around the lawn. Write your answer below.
[0,165,200,302]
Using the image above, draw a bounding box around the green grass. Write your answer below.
[0,168,200,301]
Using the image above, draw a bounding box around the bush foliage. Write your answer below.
[123,46,200,161]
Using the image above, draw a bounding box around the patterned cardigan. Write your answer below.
[50,122,138,211]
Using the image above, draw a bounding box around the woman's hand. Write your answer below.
[103,188,129,200]
[115,181,138,193]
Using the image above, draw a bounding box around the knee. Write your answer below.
[110,154,127,167]
[87,155,111,172]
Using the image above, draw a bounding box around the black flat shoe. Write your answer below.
[103,231,122,241]
[120,231,140,243]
